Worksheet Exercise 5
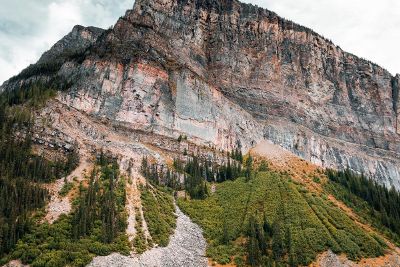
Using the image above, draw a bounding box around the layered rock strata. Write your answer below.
[1,0,399,187]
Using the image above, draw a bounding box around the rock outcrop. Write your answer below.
[0,25,104,92]
[1,0,399,188]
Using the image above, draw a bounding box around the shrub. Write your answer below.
[59,182,74,196]
[178,170,386,266]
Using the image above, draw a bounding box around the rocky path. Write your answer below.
[87,205,208,267]
[44,152,91,223]
[125,177,137,241]
[311,249,400,267]
[126,172,151,244]
[1,260,29,267]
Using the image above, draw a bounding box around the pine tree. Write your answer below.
[286,228,295,266]
[263,213,272,238]
[222,219,229,244]
[247,216,261,266]
[272,221,284,260]
[258,160,268,172]
[245,154,253,181]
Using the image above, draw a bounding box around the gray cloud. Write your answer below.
[0,0,133,84]
[0,0,399,85]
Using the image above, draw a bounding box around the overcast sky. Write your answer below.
[0,0,399,85]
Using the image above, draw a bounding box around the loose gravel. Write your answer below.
[87,205,208,267]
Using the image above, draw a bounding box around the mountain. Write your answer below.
[1,0,400,266]
[2,0,399,189]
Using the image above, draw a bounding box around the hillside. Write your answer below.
[178,141,400,266]
[1,0,399,188]
[0,0,400,266]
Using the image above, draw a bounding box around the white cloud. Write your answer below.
[0,0,399,85]
[0,0,133,85]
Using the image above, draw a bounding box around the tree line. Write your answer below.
[72,155,127,243]
[0,153,130,266]
[140,151,245,200]
[245,211,295,267]
[326,169,400,237]
[0,83,78,257]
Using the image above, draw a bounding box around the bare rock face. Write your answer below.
[59,62,263,151]
[38,25,104,64]
[123,0,400,186]
[1,0,400,187]
[0,25,104,92]
[393,74,400,135]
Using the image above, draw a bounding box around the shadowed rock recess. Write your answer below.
[1,0,400,188]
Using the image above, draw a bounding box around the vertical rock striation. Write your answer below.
[392,74,400,135]
[1,0,399,188]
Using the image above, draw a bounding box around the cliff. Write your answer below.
[1,0,399,188]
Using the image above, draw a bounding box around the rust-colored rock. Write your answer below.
[1,0,399,188]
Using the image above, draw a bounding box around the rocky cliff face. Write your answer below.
[0,25,104,92]
[1,0,400,188]
[393,74,400,134]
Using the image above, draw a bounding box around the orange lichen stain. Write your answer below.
[136,62,169,80]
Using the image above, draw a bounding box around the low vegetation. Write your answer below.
[0,156,130,267]
[325,169,400,245]
[178,170,386,266]
[0,83,78,257]
[140,185,176,247]
[59,180,74,196]
[132,206,148,254]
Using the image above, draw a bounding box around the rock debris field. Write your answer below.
[87,206,208,267]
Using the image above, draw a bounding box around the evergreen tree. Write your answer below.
[326,168,400,235]
[258,160,268,172]
[247,216,261,267]
[245,155,253,181]
[0,85,79,256]
[222,219,229,245]
[272,221,284,260]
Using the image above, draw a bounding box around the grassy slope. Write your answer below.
[178,171,386,266]
[140,185,176,248]
[0,163,130,267]
[325,181,400,246]
[0,171,177,266]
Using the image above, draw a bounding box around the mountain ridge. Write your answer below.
[1,0,399,188]
[3,0,399,89]
[1,1,400,266]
